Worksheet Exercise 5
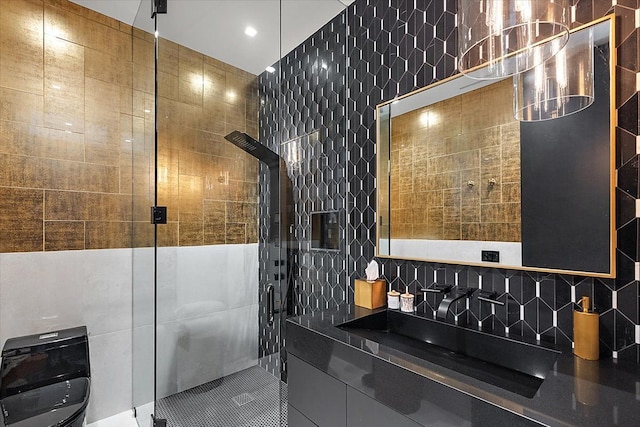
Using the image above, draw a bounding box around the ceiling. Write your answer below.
[70,0,353,75]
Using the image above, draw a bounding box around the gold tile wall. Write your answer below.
[0,0,258,252]
[390,79,521,242]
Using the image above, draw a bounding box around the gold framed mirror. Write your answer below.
[376,15,616,278]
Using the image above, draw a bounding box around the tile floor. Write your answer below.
[156,365,286,427]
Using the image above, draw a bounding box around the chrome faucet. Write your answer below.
[436,287,477,320]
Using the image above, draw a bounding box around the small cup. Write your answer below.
[400,293,414,313]
[387,290,401,309]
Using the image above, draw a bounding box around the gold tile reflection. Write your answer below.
[179,175,203,223]
[390,78,521,242]
[179,222,204,246]
[225,223,246,244]
[204,223,226,245]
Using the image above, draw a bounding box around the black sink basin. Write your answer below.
[337,310,561,398]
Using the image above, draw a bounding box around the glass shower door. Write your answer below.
[132,0,157,425]
[150,1,286,426]
[131,1,350,425]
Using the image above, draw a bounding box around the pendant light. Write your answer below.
[458,0,570,79]
[514,27,594,121]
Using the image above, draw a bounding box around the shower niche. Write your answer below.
[311,211,341,251]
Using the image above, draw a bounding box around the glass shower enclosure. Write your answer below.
[132,1,291,425]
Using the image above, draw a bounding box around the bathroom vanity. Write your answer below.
[286,307,640,427]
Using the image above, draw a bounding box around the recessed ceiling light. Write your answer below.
[265,66,275,73]
[52,84,61,90]
[245,26,257,37]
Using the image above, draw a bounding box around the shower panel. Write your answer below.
[225,131,298,338]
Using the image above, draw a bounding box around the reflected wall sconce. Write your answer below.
[514,27,594,121]
[458,0,570,79]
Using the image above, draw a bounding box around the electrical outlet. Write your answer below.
[482,250,500,263]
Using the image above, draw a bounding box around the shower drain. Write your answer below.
[231,392,255,406]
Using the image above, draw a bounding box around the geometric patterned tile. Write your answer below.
[618,219,640,262]
[255,0,640,365]
[618,92,639,135]
[258,12,348,361]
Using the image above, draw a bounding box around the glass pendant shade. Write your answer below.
[458,0,570,79]
[514,28,594,121]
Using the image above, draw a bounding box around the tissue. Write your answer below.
[355,261,386,309]
[365,260,379,282]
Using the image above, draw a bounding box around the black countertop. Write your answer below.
[286,306,640,427]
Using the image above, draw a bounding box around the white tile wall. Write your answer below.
[221,304,259,374]
[0,250,86,340]
[156,244,260,397]
[133,247,155,328]
[81,249,133,336]
[87,330,133,423]
[156,247,179,324]
[0,244,259,424]
[132,248,155,416]
[132,324,154,408]
[0,249,135,423]
[160,304,258,395]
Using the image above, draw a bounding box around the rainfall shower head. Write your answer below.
[225,131,258,153]
[224,131,279,169]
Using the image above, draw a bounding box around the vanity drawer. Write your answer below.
[288,354,346,427]
[347,386,422,427]
[288,404,318,427]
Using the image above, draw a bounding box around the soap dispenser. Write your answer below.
[573,296,599,360]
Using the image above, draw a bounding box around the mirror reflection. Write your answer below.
[377,18,615,277]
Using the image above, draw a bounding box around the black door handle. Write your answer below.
[267,285,274,326]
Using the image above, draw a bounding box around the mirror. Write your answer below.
[376,17,615,277]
